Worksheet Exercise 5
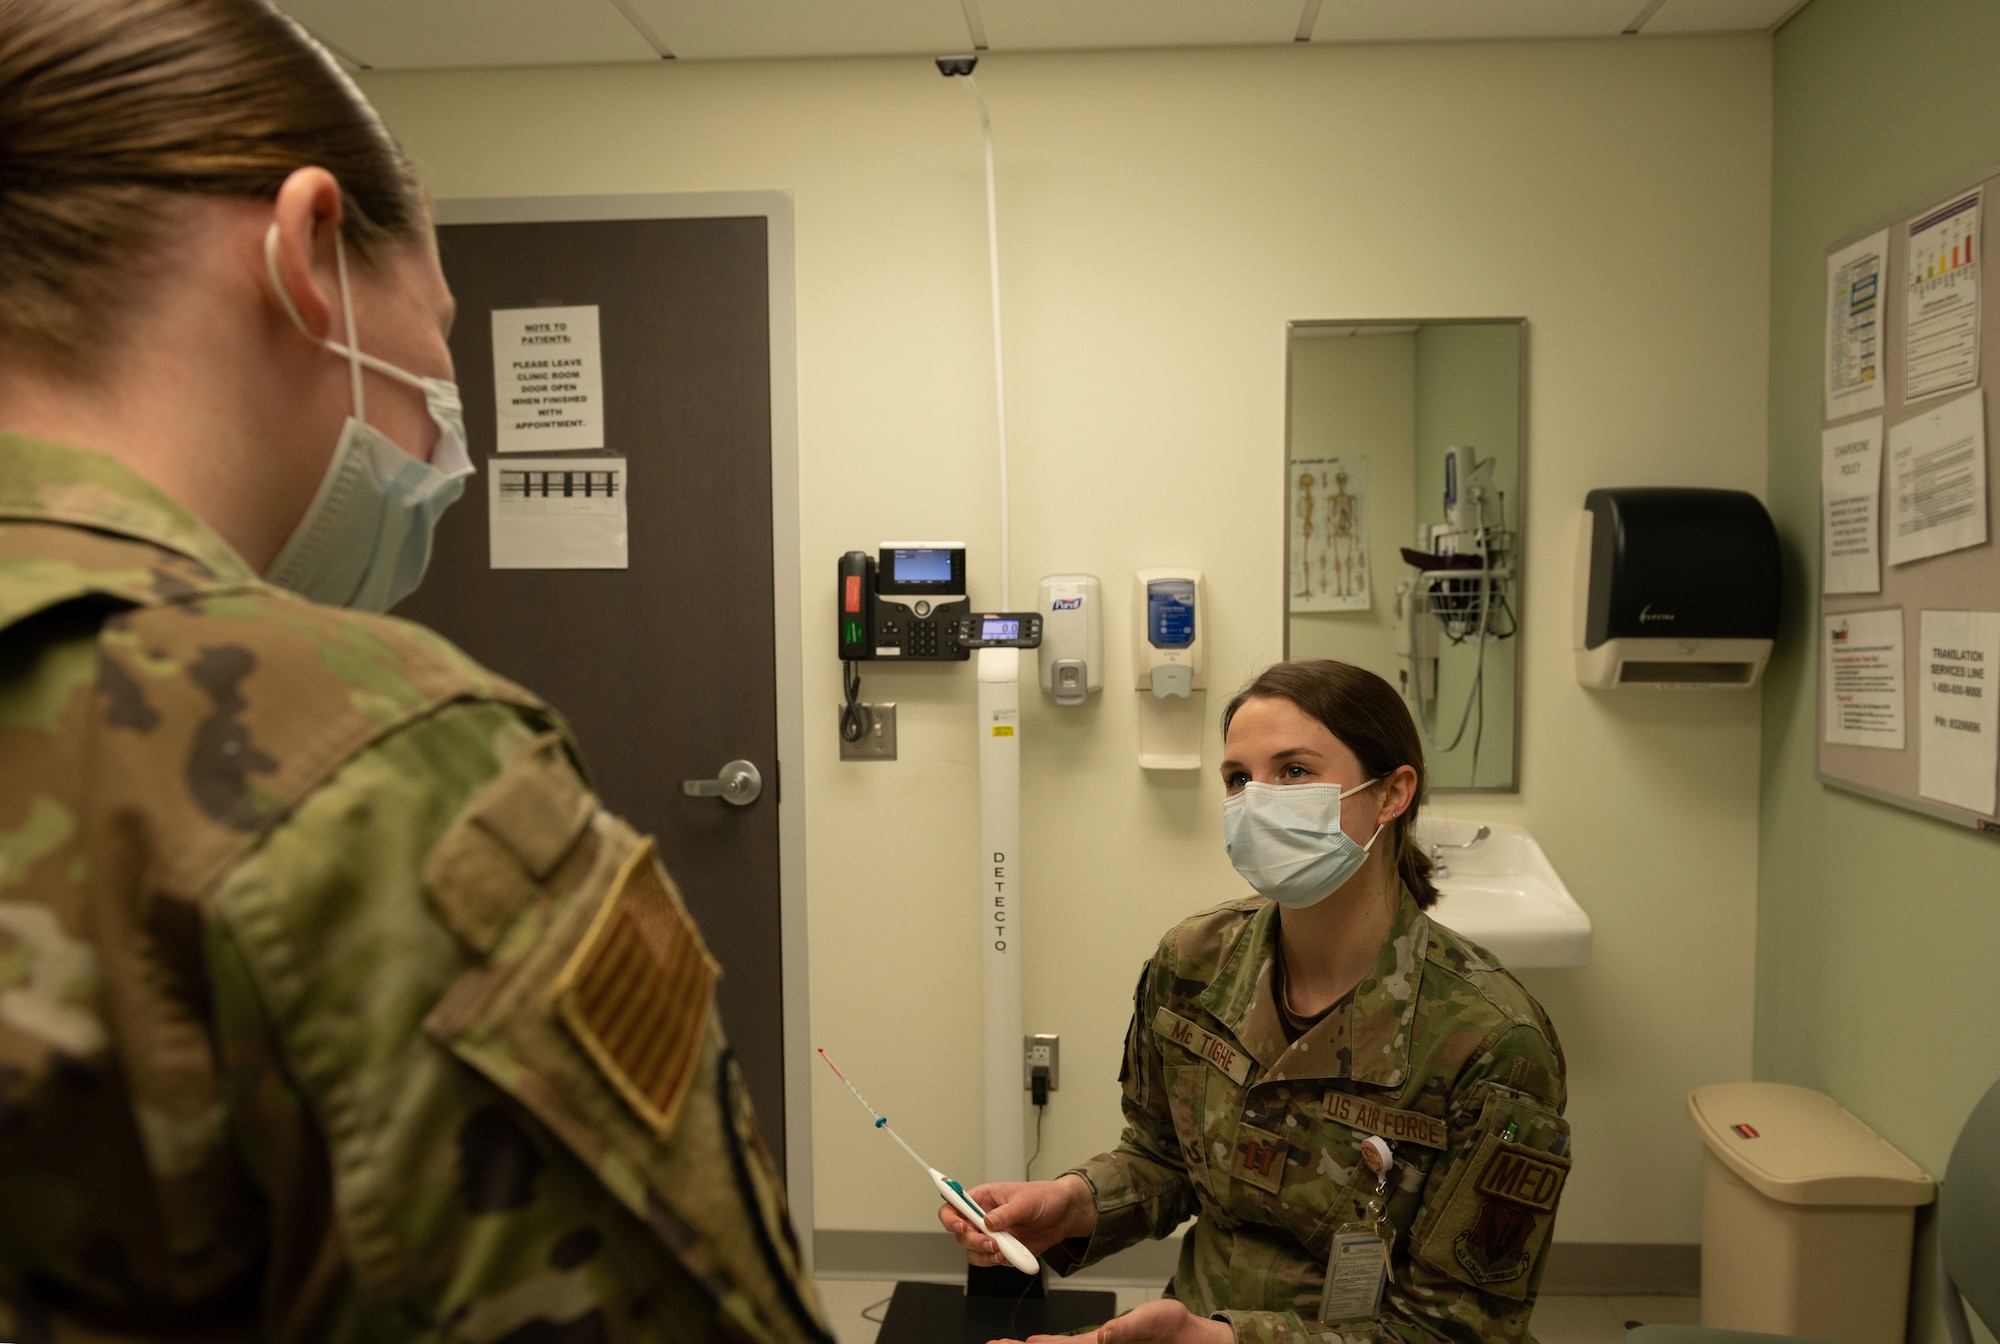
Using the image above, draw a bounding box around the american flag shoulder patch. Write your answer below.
[550,838,720,1136]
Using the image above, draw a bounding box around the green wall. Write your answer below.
[1287,332,1416,677]
[1413,324,1520,788]
[1765,2,2000,1338]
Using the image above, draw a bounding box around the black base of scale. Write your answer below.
[873,1264,1119,1343]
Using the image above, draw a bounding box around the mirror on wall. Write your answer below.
[1284,319,1525,792]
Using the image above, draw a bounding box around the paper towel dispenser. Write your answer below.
[1573,487,1780,689]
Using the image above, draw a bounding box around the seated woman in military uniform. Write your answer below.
[942,660,1570,1344]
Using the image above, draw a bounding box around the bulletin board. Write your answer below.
[1818,162,2000,832]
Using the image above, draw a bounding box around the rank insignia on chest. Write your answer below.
[550,838,720,1136]
[1231,1124,1289,1194]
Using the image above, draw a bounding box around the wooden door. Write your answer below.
[397,215,788,1166]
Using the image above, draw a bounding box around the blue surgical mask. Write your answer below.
[261,224,472,612]
[1222,779,1385,909]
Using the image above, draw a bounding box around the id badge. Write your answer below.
[1318,1224,1390,1324]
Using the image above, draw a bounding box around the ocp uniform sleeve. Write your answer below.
[1214,1022,1571,1344]
[1044,955,1201,1275]
[204,701,829,1344]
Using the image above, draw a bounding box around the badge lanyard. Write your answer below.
[1320,1135,1396,1324]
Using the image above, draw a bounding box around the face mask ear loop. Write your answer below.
[333,230,366,422]
[265,221,413,405]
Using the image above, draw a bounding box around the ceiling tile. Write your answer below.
[628,0,972,60]
[278,0,659,70]
[979,0,1307,52]
[1312,0,1638,42]
[1641,0,1798,33]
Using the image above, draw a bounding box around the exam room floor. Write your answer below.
[811,1278,1700,1343]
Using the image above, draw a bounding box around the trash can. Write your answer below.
[1688,1083,1935,1344]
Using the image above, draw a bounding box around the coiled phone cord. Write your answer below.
[840,660,867,743]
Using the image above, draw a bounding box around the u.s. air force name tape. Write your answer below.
[1152,1007,1252,1084]
[1323,1092,1449,1151]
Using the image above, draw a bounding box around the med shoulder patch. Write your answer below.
[550,838,720,1136]
[1414,1131,1570,1299]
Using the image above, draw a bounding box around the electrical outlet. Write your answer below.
[1022,1033,1059,1092]
[837,701,897,760]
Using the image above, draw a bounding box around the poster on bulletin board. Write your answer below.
[1817,163,2000,832]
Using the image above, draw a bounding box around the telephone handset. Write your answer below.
[836,544,971,661]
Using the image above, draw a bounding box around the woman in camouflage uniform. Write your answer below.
[0,3,827,1340]
[944,662,1569,1344]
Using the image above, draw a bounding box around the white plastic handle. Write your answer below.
[932,1170,1041,1275]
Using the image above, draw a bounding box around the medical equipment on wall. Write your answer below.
[1038,574,1103,706]
[817,1049,1040,1274]
[1573,487,1779,689]
[1393,446,1517,776]
[956,611,1044,649]
[1133,569,1206,769]
[831,538,1037,1187]
[820,56,1128,1335]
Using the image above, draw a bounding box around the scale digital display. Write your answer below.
[892,549,955,583]
[981,618,1021,641]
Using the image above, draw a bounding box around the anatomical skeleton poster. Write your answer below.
[1291,456,1370,612]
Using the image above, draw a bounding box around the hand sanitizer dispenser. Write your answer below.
[1133,569,1205,769]
[1037,574,1103,706]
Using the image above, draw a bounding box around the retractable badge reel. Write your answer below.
[1320,1136,1396,1324]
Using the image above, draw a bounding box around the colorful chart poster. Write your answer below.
[1825,229,1887,419]
[1290,456,1370,612]
[1904,191,1981,403]
[1822,418,1883,594]
[1823,608,1904,749]
[1918,609,2000,814]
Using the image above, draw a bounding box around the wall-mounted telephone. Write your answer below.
[837,543,972,661]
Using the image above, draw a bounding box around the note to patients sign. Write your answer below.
[491,306,605,453]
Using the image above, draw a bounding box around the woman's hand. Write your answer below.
[991,1298,1234,1344]
[938,1172,1098,1265]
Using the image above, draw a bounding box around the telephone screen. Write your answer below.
[981,618,1021,641]
[891,549,954,583]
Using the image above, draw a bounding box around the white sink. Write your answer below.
[1413,819,1591,969]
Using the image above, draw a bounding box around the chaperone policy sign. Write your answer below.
[491,305,604,453]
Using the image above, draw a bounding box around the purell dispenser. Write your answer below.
[1037,574,1103,707]
[1573,488,1780,689]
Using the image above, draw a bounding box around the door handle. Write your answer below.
[681,759,763,807]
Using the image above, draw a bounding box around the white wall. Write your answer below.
[362,32,1772,1246]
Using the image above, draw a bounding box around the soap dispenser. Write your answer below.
[1132,568,1205,769]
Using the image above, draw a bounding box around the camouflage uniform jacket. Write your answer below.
[1046,890,1569,1344]
[0,435,831,1344]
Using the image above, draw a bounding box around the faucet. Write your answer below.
[1425,825,1490,880]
